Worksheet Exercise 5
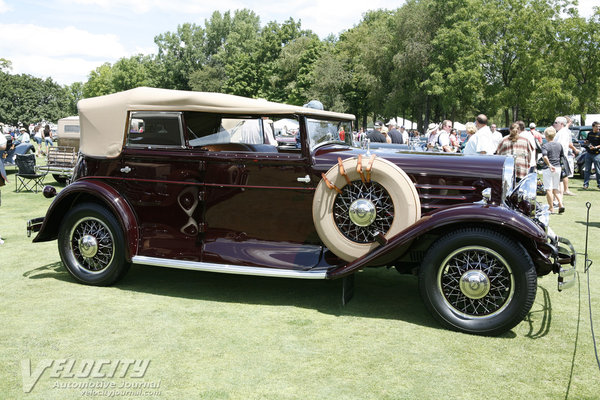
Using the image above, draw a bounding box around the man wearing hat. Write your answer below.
[367,121,391,143]
[17,127,30,144]
[425,123,438,145]
[529,123,542,146]
[386,120,403,144]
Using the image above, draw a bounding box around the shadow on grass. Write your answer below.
[22,262,552,337]
[22,261,71,281]
[523,285,552,339]
[574,220,600,229]
[122,264,443,328]
[23,261,440,329]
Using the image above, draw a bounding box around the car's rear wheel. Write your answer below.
[58,203,130,286]
[312,156,421,261]
[419,228,537,335]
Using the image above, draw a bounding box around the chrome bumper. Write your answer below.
[27,217,44,238]
[547,227,577,291]
[556,237,577,291]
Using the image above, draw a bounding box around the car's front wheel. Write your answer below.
[419,228,537,336]
[58,203,130,286]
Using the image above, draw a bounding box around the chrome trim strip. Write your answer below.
[132,256,327,279]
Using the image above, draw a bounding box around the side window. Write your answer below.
[185,112,288,152]
[127,112,184,148]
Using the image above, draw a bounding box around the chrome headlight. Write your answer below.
[502,157,515,199]
[507,172,537,217]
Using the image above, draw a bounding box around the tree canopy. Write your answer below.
[2,0,599,129]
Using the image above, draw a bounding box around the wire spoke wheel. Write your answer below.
[333,180,394,243]
[313,156,420,261]
[69,217,115,273]
[438,246,514,319]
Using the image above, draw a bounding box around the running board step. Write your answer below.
[132,256,327,280]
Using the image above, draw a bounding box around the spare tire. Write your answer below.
[312,155,421,261]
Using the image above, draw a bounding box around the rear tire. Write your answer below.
[419,228,537,335]
[58,203,130,286]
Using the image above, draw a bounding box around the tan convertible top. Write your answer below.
[78,87,355,158]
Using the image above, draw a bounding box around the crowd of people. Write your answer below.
[359,113,598,214]
[0,121,56,245]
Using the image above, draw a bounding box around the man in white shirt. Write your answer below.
[436,120,453,152]
[399,126,409,144]
[553,116,579,195]
[463,114,496,155]
[17,127,30,143]
[490,124,503,149]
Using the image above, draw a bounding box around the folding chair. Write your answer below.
[15,153,47,193]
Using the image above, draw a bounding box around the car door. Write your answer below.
[119,111,206,261]
[186,114,322,270]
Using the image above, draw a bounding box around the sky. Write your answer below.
[0,0,598,86]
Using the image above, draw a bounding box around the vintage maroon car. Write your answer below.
[28,87,576,335]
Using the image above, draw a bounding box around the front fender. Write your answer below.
[327,203,546,279]
[32,180,139,261]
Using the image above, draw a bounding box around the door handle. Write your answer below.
[297,174,311,183]
[120,166,131,173]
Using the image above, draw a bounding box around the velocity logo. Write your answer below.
[21,359,150,393]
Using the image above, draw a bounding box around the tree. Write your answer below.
[556,10,600,118]
[269,36,324,104]
[0,58,11,73]
[65,81,84,116]
[422,0,484,123]
[0,72,69,124]
[83,63,114,98]
[112,54,157,92]
[154,23,206,90]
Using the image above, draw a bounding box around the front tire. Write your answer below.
[419,228,537,335]
[58,203,130,286]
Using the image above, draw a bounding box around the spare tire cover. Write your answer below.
[312,156,421,261]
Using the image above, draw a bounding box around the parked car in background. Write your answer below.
[46,116,80,183]
[28,87,576,336]
[573,126,596,178]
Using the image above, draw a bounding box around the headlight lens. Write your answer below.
[502,157,515,199]
[507,172,537,217]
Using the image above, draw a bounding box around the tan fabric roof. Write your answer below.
[78,87,355,158]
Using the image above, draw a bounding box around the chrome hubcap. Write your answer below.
[79,235,98,258]
[438,246,514,318]
[69,217,115,273]
[348,199,376,227]
[333,180,394,244]
[459,270,490,299]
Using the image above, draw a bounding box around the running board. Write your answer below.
[132,256,327,279]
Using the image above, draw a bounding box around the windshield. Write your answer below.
[307,118,353,151]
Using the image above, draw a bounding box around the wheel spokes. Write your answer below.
[333,180,394,243]
[440,248,513,317]
[70,218,115,272]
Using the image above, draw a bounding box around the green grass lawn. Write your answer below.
[0,168,599,399]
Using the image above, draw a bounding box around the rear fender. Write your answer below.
[327,204,546,279]
[32,180,138,261]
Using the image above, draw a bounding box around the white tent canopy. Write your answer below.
[273,118,299,135]
[453,122,466,130]
[386,117,417,129]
